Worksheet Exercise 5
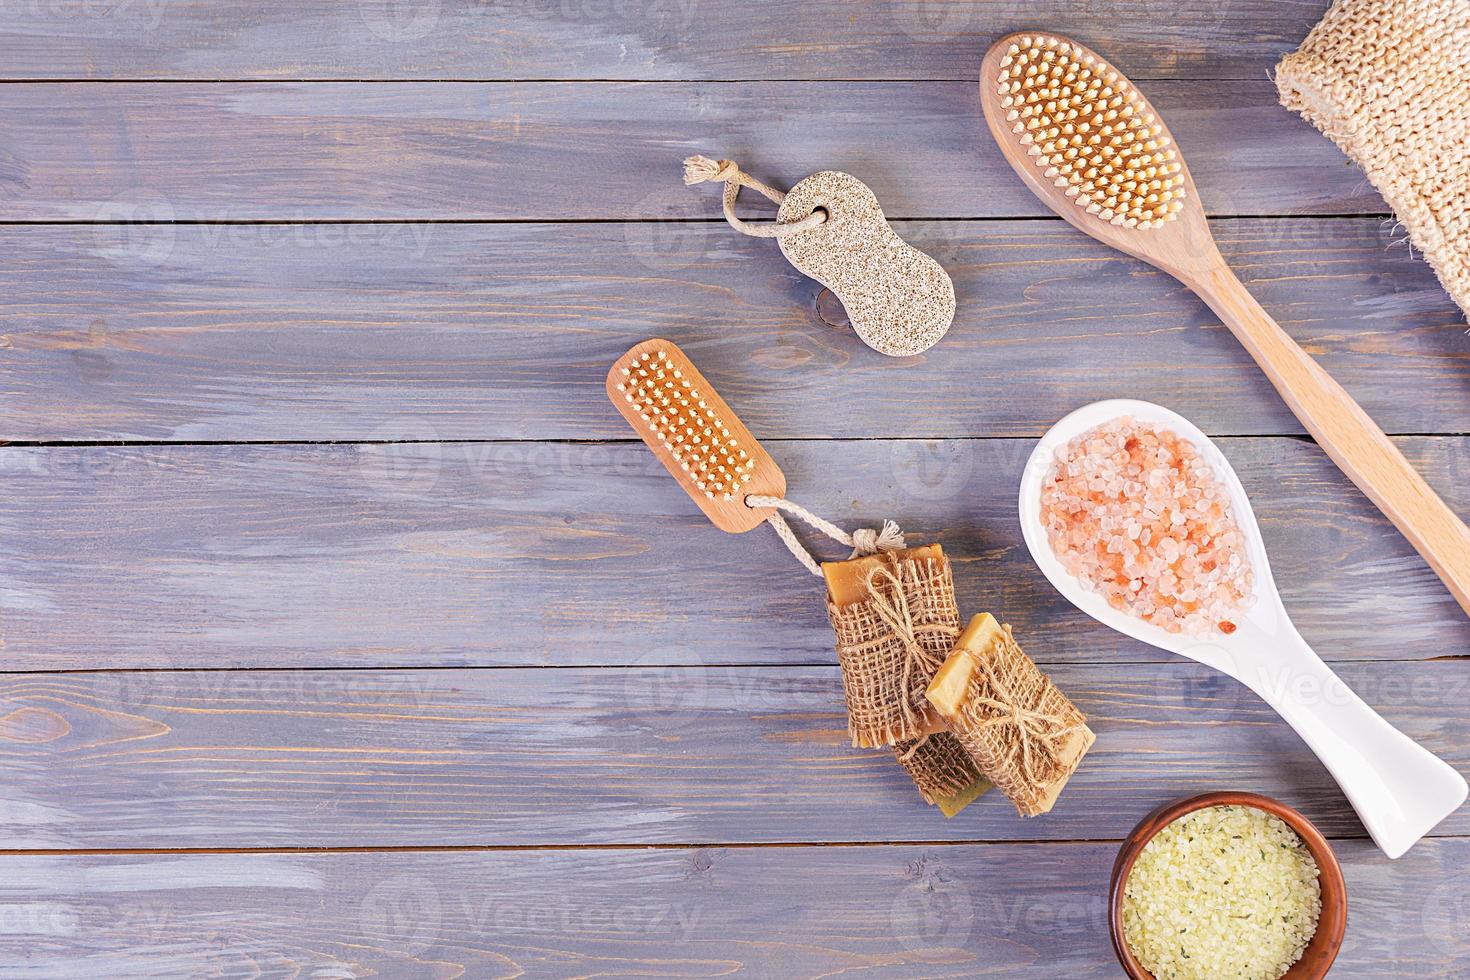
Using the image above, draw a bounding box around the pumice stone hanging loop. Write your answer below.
[683,155,956,357]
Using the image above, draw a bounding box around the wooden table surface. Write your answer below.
[2,2,1469,977]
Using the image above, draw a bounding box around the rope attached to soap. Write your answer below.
[746,493,904,576]
[683,155,828,239]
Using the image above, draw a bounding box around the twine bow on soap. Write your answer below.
[683,155,827,239]
[858,564,957,733]
[968,652,1085,791]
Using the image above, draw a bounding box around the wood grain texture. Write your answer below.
[0,81,1376,221]
[3,219,1465,443]
[0,661,1464,848]
[0,1,1332,82]
[1195,264,1470,620]
[0,838,1462,978]
[6,3,1468,975]
[4,438,1469,671]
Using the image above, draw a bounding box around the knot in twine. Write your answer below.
[968,653,1084,791]
[850,522,905,556]
[746,494,904,576]
[863,564,956,732]
[681,154,827,240]
[682,155,742,186]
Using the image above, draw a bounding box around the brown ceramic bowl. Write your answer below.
[1109,792,1347,980]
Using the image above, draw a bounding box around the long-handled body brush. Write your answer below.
[979,32,1470,618]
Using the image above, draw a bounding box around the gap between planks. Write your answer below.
[0,77,1303,85]
[18,433,1470,450]
[0,655,1457,676]
[1,835,1456,856]
[0,213,1397,227]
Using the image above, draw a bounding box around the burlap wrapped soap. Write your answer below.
[895,731,990,814]
[823,545,958,748]
[927,614,1094,817]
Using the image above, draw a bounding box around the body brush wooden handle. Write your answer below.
[1192,265,1470,614]
[980,32,1470,618]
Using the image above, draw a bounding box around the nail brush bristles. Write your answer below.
[615,348,754,503]
[606,339,785,535]
[997,35,1185,229]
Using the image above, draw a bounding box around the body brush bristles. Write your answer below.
[996,34,1185,229]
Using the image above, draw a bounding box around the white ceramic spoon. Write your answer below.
[1020,399,1467,858]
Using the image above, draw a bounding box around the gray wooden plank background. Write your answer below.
[2,219,1464,443]
[0,82,1375,221]
[0,840,1461,978]
[0,661,1463,849]
[4,438,1468,671]
[0,1,1329,81]
[3,0,1469,976]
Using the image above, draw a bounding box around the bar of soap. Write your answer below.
[936,776,992,818]
[822,544,943,606]
[926,613,1003,715]
[894,730,990,815]
[925,614,1094,817]
[823,544,957,747]
[1028,728,1095,815]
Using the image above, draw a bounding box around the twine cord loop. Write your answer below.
[683,154,828,240]
[746,493,904,576]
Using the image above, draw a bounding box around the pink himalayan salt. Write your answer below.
[1040,417,1254,636]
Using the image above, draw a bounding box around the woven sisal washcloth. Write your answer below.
[1276,0,1470,319]
[828,555,958,748]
